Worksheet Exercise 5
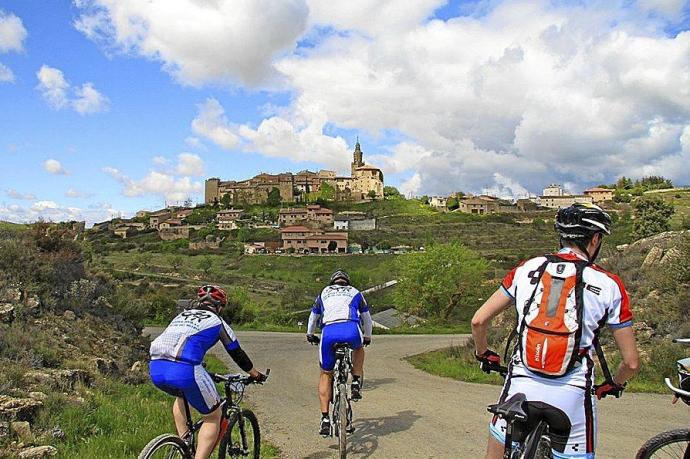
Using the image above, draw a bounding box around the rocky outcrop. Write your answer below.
[22,369,91,391]
[11,421,33,444]
[18,445,57,458]
[0,303,15,324]
[641,246,664,268]
[0,396,43,423]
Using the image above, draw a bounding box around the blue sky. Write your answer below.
[1,0,689,224]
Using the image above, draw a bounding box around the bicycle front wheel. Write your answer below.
[636,429,690,459]
[218,410,261,459]
[138,433,191,459]
[338,382,348,459]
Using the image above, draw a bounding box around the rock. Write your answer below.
[50,426,65,440]
[11,421,33,444]
[24,296,40,310]
[0,303,15,324]
[23,369,92,391]
[27,393,47,402]
[642,246,664,268]
[62,310,76,321]
[0,396,43,422]
[615,244,629,252]
[660,247,682,265]
[0,421,10,439]
[18,446,57,458]
[0,288,21,303]
[130,361,143,373]
[92,357,118,375]
[633,321,655,344]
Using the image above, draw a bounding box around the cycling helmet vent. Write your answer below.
[555,203,612,239]
[329,270,351,286]
[197,284,227,308]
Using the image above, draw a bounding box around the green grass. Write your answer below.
[40,356,279,458]
[650,188,690,230]
[408,345,678,394]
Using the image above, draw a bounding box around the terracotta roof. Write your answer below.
[306,233,348,241]
[355,165,382,171]
[280,226,313,233]
[279,208,308,214]
[584,187,613,193]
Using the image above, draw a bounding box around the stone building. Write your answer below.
[584,187,614,203]
[457,196,499,214]
[278,205,333,227]
[538,194,593,209]
[217,209,244,230]
[205,141,383,205]
[543,184,565,197]
[280,226,348,253]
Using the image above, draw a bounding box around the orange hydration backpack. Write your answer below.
[518,255,589,378]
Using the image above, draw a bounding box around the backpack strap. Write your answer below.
[593,335,614,383]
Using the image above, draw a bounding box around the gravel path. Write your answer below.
[144,330,688,458]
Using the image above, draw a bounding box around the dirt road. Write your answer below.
[145,330,687,458]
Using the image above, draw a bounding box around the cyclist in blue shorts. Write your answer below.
[306,270,373,436]
[149,285,266,459]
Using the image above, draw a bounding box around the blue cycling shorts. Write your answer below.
[149,359,221,415]
[319,321,363,372]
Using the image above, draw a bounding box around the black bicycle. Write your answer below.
[138,369,270,459]
[331,343,355,459]
[483,362,555,459]
[636,338,690,459]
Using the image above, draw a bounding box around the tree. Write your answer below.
[447,196,460,211]
[170,255,183,271]
[319,182,336,201]
[633,197,675,240]
[236,227,251,243]
[384,186,402,199]
[196,256,213,275]
[220,193,233,208]
[394,242,489,320]
[368,190,377,200]
[616,176,633,190]
[266,187,282,207]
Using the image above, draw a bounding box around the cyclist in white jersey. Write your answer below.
[472,204,640,459]
[149,285,266,459]
[306,270,373,436]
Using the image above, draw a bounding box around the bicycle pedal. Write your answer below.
[347,426,355,433]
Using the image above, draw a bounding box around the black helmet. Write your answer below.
[555,203,612,240]
[677,358,690,406]
[329,270,350,286]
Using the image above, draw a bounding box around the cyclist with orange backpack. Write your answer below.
[472,203,640,459]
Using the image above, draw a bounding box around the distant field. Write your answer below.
[651,188,690,229]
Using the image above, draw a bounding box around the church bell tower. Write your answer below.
[351,139,364,175]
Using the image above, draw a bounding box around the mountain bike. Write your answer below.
[636,338,690,459]
[138,369,270,459]
[483,362,554,459]
[331,343,355,459]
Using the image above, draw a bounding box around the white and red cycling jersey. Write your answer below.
[491,248,634,457]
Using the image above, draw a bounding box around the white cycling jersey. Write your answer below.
[501,248,633,387]
[307,285,373,336]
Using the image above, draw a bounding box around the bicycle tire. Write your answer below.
[138,433,191,459]
[636,429,690,459]
[521,421,551,459]
[338,382,348,459]
[218,410,261,459]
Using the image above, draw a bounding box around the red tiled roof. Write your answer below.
[281,226,313,233]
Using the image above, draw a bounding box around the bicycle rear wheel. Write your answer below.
[636,429,690,459]
[138,433,191,459]
[218,410,261,459]
[521,421,552,459]
[337,382,348,459]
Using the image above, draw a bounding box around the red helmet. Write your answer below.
[197,285,227,308]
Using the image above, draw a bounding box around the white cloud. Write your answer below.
[44,159,69,175]
[36,65,69,109]
[5,189,36,200]
[638,0,686,18]
[184,136,205,149]
[0,200,124,226]
[72,82,109,114]
[0,10,27,53]
[0,62,13,82]
[191,98,240,149]
[152,156,168,165]
[103,166,203,202]
[65,188,93,198]
[73,0,309,87]
[176,153,204,177]
[36,65,109,114]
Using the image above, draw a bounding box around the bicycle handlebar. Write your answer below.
[665,377,690,398]
[481,361,509,377]
[210,369,270,385]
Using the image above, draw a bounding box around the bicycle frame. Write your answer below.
[332,345,354,436]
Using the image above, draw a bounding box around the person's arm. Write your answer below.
[307,310,321,335]
[611,326,640,385]
[360,310,373,339]
[471,288,513,356]
[219,321,262,378]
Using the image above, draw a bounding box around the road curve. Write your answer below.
[144,330,687,458]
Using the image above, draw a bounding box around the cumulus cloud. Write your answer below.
[0,62,14,82]
[5,189,36,200]
[44,159,69,175]
[103,166,203,202]
[36,65,109,114]
[176,153,204,177]
[0,10,27,53]
[65,188,93,198]
[191,98,240,149]
[0,200,123,226]
[152,156,168,165]
[73,0,309,87]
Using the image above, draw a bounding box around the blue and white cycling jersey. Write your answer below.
[307,285,373,336]
[150,309,240,365]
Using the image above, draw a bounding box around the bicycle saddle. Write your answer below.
[333,342,353,351]
[487,393,528,421]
